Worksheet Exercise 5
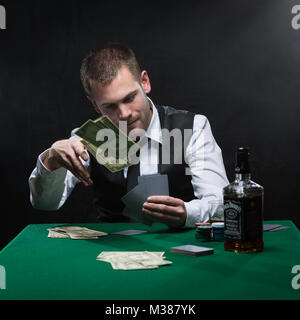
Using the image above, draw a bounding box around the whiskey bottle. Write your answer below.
[223,147,264,253]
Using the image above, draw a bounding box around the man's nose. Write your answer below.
[118,104,132,121]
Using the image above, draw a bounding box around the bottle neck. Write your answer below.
[235,173,251,181]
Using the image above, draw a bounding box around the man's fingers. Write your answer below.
[58,155,85,184]
[81,151,88,162]
[67,152,93,185]
[48,139,90,176]
[146,196,183,207]
[58,154,85,184]
[72,140,88,161]
[74,146,89,162]
[71,142,91,182]
[143,202,181,216]
[77,149,88,162]
[142,208,181,224]
[143,196,187,228]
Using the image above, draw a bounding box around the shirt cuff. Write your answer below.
[36,149,67,178]
[184,200,210,228]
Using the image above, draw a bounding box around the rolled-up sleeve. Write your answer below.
[184,115,229,227]
[28,130,90,210]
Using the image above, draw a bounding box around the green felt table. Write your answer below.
[0,220,299,300]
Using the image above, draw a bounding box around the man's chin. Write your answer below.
[127,119,140,131]
[127,125,147,142]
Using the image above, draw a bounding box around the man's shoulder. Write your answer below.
[156,104,206,117]
[156,104,208,128]
[156,104,195,116]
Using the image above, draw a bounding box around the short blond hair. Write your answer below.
[80,43,141,97]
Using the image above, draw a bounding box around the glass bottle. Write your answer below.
[223,147,264,253]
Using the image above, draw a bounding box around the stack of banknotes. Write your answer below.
[96,251,172,270]
[47,226,108,239]
[74,115,140,173]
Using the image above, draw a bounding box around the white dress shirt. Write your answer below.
[28,99,229,228]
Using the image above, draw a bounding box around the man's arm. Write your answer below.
[28,133,92,210]
[183,115,229,227]
[142,115,228,228]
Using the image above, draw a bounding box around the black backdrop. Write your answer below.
[1,0,299,249]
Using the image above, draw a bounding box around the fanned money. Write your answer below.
[96,251,172,270]
[74,115,140,173]
[47,226,108,240]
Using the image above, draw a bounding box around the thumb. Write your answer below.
[73,140,88,161]
[80,150,89,162]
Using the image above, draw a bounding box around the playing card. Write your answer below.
[138,174,169,198]
[121,174,170,226]
[269,226,290,232]
[263,224,282,231]
[121,185,153,226]
[112,230,148,235]
[170,245,214,256]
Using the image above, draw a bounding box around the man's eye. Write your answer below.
[124,95,135,103]
[105,104,117,110]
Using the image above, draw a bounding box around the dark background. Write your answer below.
[0,0,299,250]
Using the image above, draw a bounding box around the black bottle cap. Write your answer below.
[235,147,251,174]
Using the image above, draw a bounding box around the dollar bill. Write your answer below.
[96,251,172,270]
[47,230,69,238]
[48,226,108,240]
[109,257,158,270]
[74,115,140,173]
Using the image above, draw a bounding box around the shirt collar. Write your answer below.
[145,97,162,144]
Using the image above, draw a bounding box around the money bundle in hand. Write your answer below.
[74,115,140,173]
[48,226,108,240]
[96,251,172,270]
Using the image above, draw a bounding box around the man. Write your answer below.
[29,43,228,228]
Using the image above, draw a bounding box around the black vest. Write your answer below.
[89,105,196,222]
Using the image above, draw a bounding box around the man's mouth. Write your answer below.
[128,119,138,127]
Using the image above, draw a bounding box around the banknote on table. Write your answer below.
[74,115,140,173]
[96,251,172,270]
[48,226,108,240]
[47,229,69,238]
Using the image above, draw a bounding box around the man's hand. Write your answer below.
[42,138,93,187]
[142,196,187,228]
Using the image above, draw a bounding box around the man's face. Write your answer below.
[88,66,152,134]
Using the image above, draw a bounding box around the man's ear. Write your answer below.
[87,96,102,114]
[140,70,151,95]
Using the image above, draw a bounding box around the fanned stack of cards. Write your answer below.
[171,245,214,257]
[121,174,169,226]
[47,226,108,239]
[96,251,172,270]
[74,115,140,173]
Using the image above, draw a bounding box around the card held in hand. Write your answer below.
[121,174,169,226]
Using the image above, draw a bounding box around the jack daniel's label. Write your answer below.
[224,196,263,241]
[224,200,242,240]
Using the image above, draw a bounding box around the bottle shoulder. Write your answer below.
[223,179,264,197]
